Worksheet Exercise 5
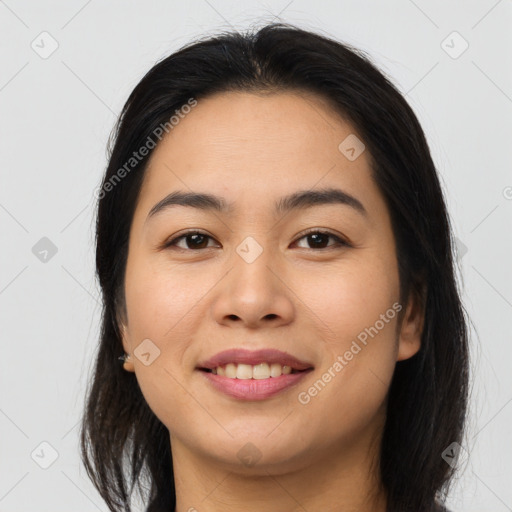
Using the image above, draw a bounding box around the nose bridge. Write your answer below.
[230,234,277,297]
[211,233,294,326]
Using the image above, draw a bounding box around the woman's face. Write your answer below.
[120,90,423,473]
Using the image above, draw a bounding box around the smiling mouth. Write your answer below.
[199,362,312,379]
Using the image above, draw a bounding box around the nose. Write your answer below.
[211,240,295,329]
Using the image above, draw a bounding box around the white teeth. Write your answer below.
[270,363,283,377]
[236,364,253,380]
[211,362,295,379]
[225,363,237,379]
[253,363,270,380]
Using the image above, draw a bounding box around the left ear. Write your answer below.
[118,321,135,373]
[397,284,426,361]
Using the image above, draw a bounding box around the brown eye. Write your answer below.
[164,231,218,250]
[294,230,349,250]
[162,229,349,252]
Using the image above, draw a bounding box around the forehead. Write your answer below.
[136,90,382,220]
[148,90,360,165]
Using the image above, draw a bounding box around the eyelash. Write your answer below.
[161,229,350,252]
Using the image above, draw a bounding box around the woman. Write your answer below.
[81,22,469,512]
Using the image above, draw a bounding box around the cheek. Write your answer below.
[122,255,206,404]
[122,257,208,429]
[291,255,400,426]
[124,252,207,342]
[293,253,400,345]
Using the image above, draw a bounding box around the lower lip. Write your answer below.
[198,369,313,401]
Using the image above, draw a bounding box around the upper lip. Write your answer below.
[197,348,314,371]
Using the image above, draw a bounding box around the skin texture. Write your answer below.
[119,91,424,512]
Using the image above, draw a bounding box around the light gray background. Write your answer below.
[1,1,511,511]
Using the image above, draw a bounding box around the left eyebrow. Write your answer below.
[145,187,368,223]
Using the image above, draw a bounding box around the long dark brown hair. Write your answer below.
[80,22,470,512]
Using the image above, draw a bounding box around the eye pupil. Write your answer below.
[188,233,208,249]
[308,233,329,248]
